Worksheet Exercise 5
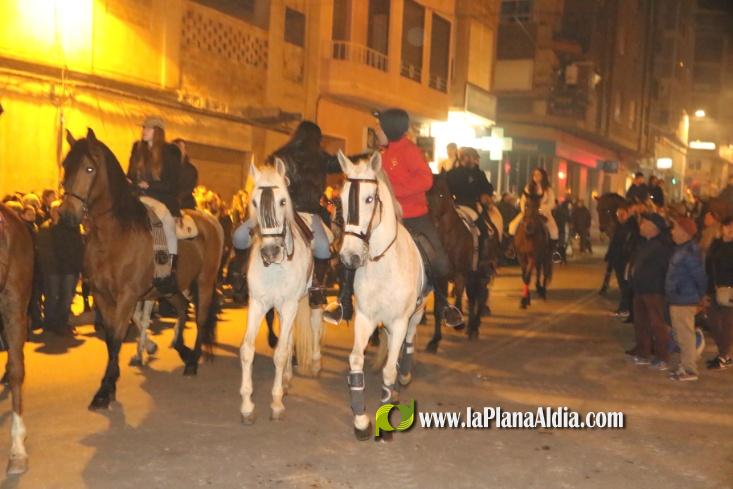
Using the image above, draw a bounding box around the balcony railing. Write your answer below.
[400,62,422,82]
[331,41,388,72]
[429,74,448,93]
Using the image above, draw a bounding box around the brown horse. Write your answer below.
[0,203,32,474]
[59,129,223,410]
[426,173,496,350]
[514,194,552,308]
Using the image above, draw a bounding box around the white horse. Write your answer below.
[338,151,427,440]
[240,159,323,423]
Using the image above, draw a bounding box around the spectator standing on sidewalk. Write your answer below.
[665,216,707,381]
[705,216,733,370]
[629,213,673,369]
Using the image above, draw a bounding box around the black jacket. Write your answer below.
[179,157,198,210]
[269,148,341,215]
[571,206,591,233]
[630,233,673,295]
[605,218,639,266]
[625,184,649,203]
[445,166,494,207]
[127,141,183,216]
[649,186,665,207]
[706,239,733,291]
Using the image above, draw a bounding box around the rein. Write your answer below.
[256,185,295,265]
[345,177,397,262]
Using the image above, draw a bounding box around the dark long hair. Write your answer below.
[133,127,166,180]
[277,121,322,155]
[528,167,550,195]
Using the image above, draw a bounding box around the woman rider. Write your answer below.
[508,167,560,258]
[127,116,182,294]
[232,121,340,310]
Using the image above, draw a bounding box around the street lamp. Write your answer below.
[694,109,706,118]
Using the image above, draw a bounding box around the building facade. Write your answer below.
[493,0,657,206]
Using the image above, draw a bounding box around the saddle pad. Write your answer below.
[176,213,198,239]
[455,206,480,272]
[144,207,171,280]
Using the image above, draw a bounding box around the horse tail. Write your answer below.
[371,328,389,372]
[294,296,323,376]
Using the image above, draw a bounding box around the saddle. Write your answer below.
[143,206,199,282]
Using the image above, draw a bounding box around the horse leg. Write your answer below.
[535,262,546,300]
[378,317,409,442]
[427,277,449,354]
[283,322,295,394]
[520,261,532,309]
[168,294,196,374]
[1,293,28,475]
[130,301,156,367]
[240,300,266,425]
[399,308,422,387]
[348,309,377,441]
[271,300,298,421]
[89,293,136,410]
[266,309,278,349]
[426,303,441,354]
[189,277,218,376]
[309,306,324,376]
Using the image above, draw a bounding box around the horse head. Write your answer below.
[522,193,543,236]
[250,159,294,266]
[337,150,396,269]
[59,128,109,226]
[596,193,625,238]
[426,171,453,222]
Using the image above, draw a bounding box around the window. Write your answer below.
[500,0,532,22]
[332,0,351,41]
[368,0,390,55]
[284,8,305,47]
[401,0,425,82]
[429,13,450,92]
[194,0,269,29]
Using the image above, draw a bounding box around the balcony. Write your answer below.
[321,40,450,120]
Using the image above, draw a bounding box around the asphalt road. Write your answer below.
[0,251,731,489]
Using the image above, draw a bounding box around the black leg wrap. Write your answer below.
[347,371,366,415]
[399,342,414,376]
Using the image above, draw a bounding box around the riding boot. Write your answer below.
[154,254,180,296]
[309,258,330,307]
[323,266,355,325]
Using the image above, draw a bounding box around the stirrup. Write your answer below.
[442,304,464,328]
[323,301,344,325]
[552,250,563,264]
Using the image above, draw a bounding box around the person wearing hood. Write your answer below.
[629,212,673,370]
[665,216,706,381]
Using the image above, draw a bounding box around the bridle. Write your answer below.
[256,185,294,265]
[344,177,397,262]
[62,145,112,219]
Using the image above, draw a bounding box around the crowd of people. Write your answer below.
[604,172,733,381]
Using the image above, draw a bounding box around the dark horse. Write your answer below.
[59,129,223,410]
[595,192,627,239]
[514,194,552,308]
[425,173,495,351]
[0,203,32,474]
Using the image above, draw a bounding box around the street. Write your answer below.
[0,252,732,489]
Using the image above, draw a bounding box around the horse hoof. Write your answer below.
[454,323,466,331]
[399,372,412,387]
[425,340,439,354]
[129,356,143,367]
[145,341,158,355]
[468,330,479,341]
[183,364,198,376]
[6,456,28,475]
[1,372,8,386]
[270,408,285,421]
[377,431,393,443]
[354,424,372,441]
[88,395,111,411]
[241,411,256,425]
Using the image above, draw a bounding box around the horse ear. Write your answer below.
[86,127,97,142]
[249,162,261,182]
[369,151,382,173]
[274,157,289,184]
[65,129,76,147]
[337,149,352,174]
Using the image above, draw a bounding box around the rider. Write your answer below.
[325,108,460,325]
[127,116,182,294]
[232,121,340,310]
[508,167,560,258]
[446,146,497,260]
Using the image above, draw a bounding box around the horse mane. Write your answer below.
[376,168,403,222]
[63,138,148,231]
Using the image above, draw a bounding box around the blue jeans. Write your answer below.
[233,213,331,260]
